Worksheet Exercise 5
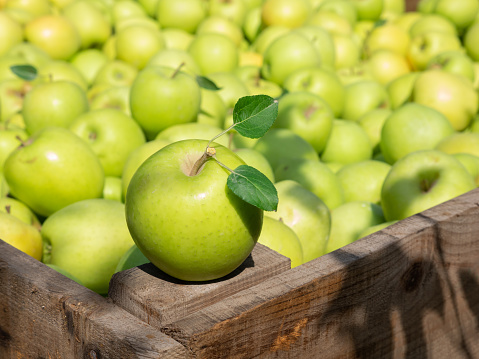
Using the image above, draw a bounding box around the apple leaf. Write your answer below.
[10,65,38,81]
[196,75,221,91]
[232,95,278,139]
[227,165,278,212]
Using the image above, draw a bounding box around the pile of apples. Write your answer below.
[1,0,479,293]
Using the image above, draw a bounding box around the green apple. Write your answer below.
[232,147,275,183]
[111,0,147,25]
[242,6,262,43]
[426,50,475,83]
[161,28,195,51]
[274,158,344,210]
[253,128,320,171]
[0,211,43,260]
[331,33,361,69]
[273,91,334,153]
[208,0,248,26]
[22,80,89,135]
[69,108,146,177]
[293,25,336,70]
[381,149,476,221]
[4,42,51,74]
[251,25,290,56]
[0,196,41,229]
[103,176,123,202]
[358,108,392,153]
[137,0,159,17]
[129,65,201,140]
[33,59,89,91]
[325,201,385,253]
[411,69,479,131]
[115,16,160,33]
[453,153,479,186]
[197,87,227,128]
[380,102,455,164]
[464,22,479,61]
[156,0,206,33]
[342,80,390,121]
[350,0,383,21]
[121,138,171,201]
[41,198,135,294]
[102,35,116,60]
[0,123,28,169]
[146,48,201,76]
[436,132,479,157]
[207,72,250,109]
[70,49,110,86]
[261,32,322,86]
[93,59,138,87]
[307,9,353,35]
[4,126,104,217]
[258,216,303,268]
[433,0,479,33]
[24,14,81,60]
[188,32,239,75]
[336,160,391,204]
[125,139,263,281]
[235,66,283,99]
[382,0,405,16]
[318,0,357,27]
[282,66,345,117]
[409,13,457,37]
[393,10,422,32]
[115,24,165,70]
[365,49,412,86]
[265,179,330,263]
[0,12,23,57]
[321,119,373,165]
[336,62,374,86]
[261,0,311,28]
[62,0,111,49]
[89,85,131,116]
[386,71,419,109]
[155,122,230,148]
[3,0,51,19]
[363,22,410,57]
[115,244,149,272]
[196,15,244,46]
[0,79,32,122]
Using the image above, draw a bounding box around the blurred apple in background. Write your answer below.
[357,108,392,154]
[0,12,23,57]
[70,49,110,86]
[426,50,476,83]
[155,122,230,148]
[293,26,336,70]
[93,59,138,87]
[464,22,479,62]
[233,147,275,183]
[0,79,31,122]
[102,176,123,202]
[436,132,479,157]
[453,153,479,186]
[0,196,41,229]
[146,48,201,76]
[156,0,207,34]
[341,79,390,121]
[261,0,311,29]
[0,212,43,261]
[386,72,419,109]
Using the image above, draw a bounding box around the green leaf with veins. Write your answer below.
[10,65,38,81]
[227,165,278,212]
[232,95,278,139]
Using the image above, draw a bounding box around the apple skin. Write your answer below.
[0,196,41,230]
[386,72,419,110]
[156,0,207,34]
[102,176,123,202]
[115,244,149,273]
[0,212,43,260]
[261,0,311,29]
[293,25,336,70]
[233,147,275,183]
[161,28,195,51]
[129,65,201,140]
[365,49,411,86]
[22,80,89,135]
[4,127,104,217]
[427,50,475,83]
[436,132,479,157]
[258,216,304,268]
[380,102,455,164]
[357,108,392,154]
[125,139,263,281]
[69,108,146,177]
[41,198,135,294]
[0,78,32,122]
[0,125,27,169]
[265,180,330,263]
[34,59,89,91]
[453,153,479,186]
[341,80,390,121]
[146,48,201,76]
[93,59,138,87]
[381,150,476,221]
[464,22,479,62]
[70,49,110,86]
[155,122,230,148]
[0,12,23,57]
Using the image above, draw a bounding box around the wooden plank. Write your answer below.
[157,188,479,358]
[108,243,291,329]
[0,240,192,359]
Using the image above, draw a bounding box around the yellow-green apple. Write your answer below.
[146,48,201,76]
[156,0,206,33]
[261,32,321,86]
[233,147,275,183]
[382,0,405,17]
[121,139,171,201]
[89,85,131,116]
[363,22,410,57]
[293,25,336,70]
[350,0,383,21]
[188,33,239,75]
[274,158,344,210]
[426,50,475,83]
[129,65,201,140]
[115,244,149,272]
[453,153,479,186]
[115,24,165,70]
[307,10,352,35]
[22,80,89,135]
[242,6,262,43]
[0,79,32,122]
[196,15,244,46]
[407,31,462,71]
[4,42,51,75]
[93,59,138,87]
[258,216,304,268]
[261,0,311,28]
[380,103,455,164]
[253,128,319,171]
[336,160,391,204]
[464,22,479,61]
[234,66,283,99]
[393,10,422,32]
[0,124,28,169]
[386,71,419,109]
[251,25,290,56]
[331,33,361,69]
[321,119,373,165]
[358,108,392,153]
[62,0,111,49]
[4,126,104,217]
[381,149,476,221]
[472,62,479,89]
[342,80,390,121]
[411,69,479,131]
[336,62,374,85]
[365,49,411,85]
[125,139,263,281]
[265,179,330,263]
[207,72,250,109]
[70,49,109,86]
[353,19,375,46]
[282,66,345,117]
[155,122,230,148]
[325,200,385,253]
[69,108,146,177]
[3,0,51,19]
[41,198,135,294]
[137,0,158,17]
[432,0,479,34]
[273,91,334,153]
[24,14,81,60]
[0,196,41,229]
[0,12,23,57]
[409,13,457,37]
[115,16,160,33]
[0,212,43,260]
[111,0,147,25]
[33,59,89,91]
[208,0,247,26]
[436,132,479,157]
[161,28,195,51]
[197,88,227,128]
[102,35,116,60]
[102,176,123,202]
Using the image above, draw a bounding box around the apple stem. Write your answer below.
[189,147,217,176]
[5,205,10,214]
[15,135,26,147]
[171,62,185,79]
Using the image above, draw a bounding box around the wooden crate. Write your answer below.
[2,187,479,358]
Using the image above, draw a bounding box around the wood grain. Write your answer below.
[157,189,479,358]
[109,243,291,328]
[0,240,191,359]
